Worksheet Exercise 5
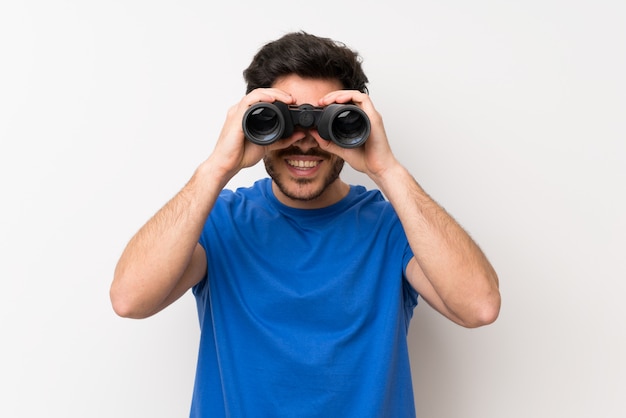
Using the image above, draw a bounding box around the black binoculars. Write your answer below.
[242,102,370,148]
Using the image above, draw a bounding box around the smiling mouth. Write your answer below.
[286,159,321,169]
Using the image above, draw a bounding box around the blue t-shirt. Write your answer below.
[191,178,418,417]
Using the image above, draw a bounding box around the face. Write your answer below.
[263,75,348,208]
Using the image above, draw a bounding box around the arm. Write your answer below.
[375,165,500,328]
[110,89,295,319]
[317,91,501,328]
[110,164,225,319]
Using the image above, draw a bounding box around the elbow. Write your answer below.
[110,295,152,320]
[462,268,501,328]
[462,291,501,328]
[110,288,139,319]
[109,277,152,320]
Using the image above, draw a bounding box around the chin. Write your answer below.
[264,154,345,203]
[277,179,328,202]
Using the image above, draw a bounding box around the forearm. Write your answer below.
[110,158,232,318]
[372,162,500,326]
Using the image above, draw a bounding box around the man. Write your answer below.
[111,31,500,417]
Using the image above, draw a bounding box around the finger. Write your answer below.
[318,90,368,106]
[310,133,352,159]
[245,88,295,107]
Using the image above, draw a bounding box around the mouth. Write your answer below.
[278,146,329,175]
[286,159,322,170]
[284,157,324,177]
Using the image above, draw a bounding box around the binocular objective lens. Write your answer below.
[334,110,361,134]
[332,109,368,146]
[248,107,280,138]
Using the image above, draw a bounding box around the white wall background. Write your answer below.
[1,1,624,417]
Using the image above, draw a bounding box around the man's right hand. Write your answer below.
[207,88,296,181]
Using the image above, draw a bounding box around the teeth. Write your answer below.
[287,159,320,169]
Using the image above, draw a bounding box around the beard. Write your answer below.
[263,146,345,202]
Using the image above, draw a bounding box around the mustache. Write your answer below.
[276,146,332,159]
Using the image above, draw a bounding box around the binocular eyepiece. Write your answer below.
[242,102,370,148]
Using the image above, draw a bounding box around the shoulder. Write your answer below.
[346,185,397,217]
[218,178,269,201]
[214,179,271,210]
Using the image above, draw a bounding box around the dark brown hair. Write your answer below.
[243,31,369,94]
